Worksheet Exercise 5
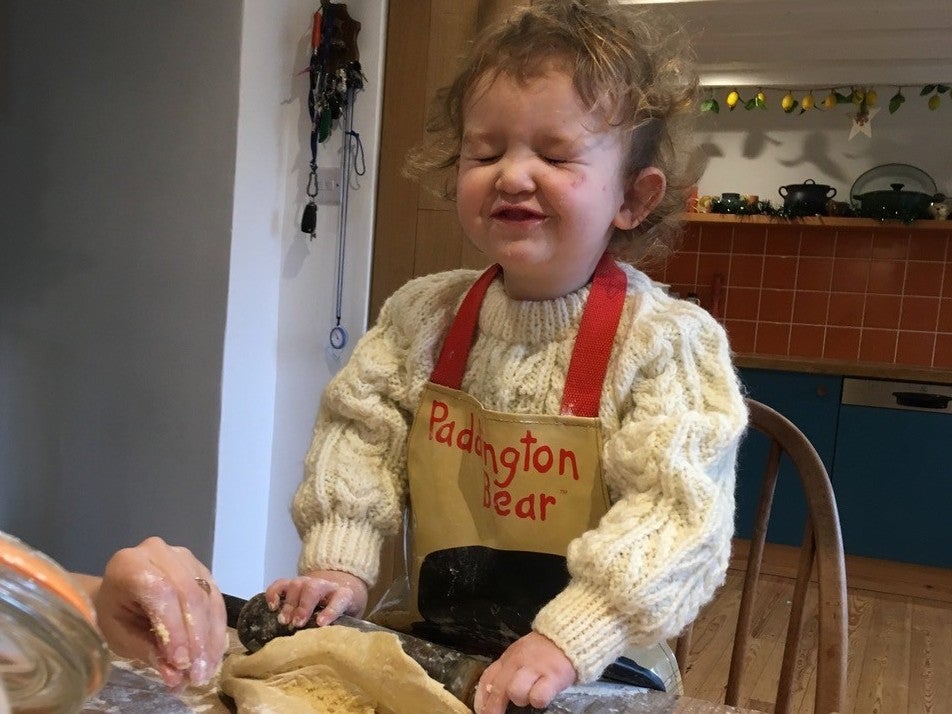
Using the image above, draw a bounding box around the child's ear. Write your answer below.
[613,167,667,230]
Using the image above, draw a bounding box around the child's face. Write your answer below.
[456,68,637,300]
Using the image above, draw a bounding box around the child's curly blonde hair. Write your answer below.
[404,0,701,264]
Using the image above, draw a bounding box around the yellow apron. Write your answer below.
[373,254,627,659]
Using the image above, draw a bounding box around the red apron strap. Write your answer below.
[430,255,628,417]
[560,253,627,417]
[430,264,501,390]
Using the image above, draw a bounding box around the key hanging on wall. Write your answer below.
[300,1,363,240]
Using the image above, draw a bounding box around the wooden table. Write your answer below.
[81,633,761,713]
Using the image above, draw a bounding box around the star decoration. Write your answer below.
[849,106,880,140]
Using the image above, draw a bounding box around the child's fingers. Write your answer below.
[527,673,562,710]
[473,661,504,714]
[274,576,335,627]
[272,578,312,624]
[503,666,542,708]
[314,585,355,626]
[264,579,292,610]
[267,571,368,628]
[293,576,340,627]
[476,677,511,714]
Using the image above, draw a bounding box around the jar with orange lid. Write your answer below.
[0,531,110,713]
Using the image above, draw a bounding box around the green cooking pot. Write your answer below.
[852,183,935,220]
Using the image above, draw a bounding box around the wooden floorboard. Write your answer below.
[681,578,740,703]
[842,592,874,714]
[907,600,952,714]
[789,592,819,713]
[854,595,908,713]
[745,579,793,711]
[677,543,952,714]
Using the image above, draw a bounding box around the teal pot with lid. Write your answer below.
[852,183,936,221]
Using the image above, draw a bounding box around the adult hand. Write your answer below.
[264,570,368,628]
[473,631,577,714]
[85,537,226,689]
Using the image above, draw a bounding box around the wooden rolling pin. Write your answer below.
[225,593,491,709]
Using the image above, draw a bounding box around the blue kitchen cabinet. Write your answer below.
[830,378,952,569]
[734,368,842,547]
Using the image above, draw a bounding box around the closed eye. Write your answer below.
[462,154,499,164]
[542,156,569,165]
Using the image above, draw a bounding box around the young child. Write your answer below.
[267,1,747,711]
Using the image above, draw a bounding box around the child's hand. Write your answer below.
[473,631,577,714]
[264,570,368,628]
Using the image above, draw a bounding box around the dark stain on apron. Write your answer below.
[413,545,569,658]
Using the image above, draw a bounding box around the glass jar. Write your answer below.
[0,531,109,713]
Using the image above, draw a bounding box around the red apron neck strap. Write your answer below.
[429,255,627,418]
[430,264,501,390]
[560,253,627,417]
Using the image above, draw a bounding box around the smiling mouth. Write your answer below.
[491,207,546,222]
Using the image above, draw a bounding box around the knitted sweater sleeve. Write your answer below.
[532,299,748,682]
[290,271,474,585]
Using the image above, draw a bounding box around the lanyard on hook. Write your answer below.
[329,97,365,352]
[297,3,366,353]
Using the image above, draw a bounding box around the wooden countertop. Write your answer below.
[734,354,952,385]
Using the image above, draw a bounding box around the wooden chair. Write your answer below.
[675,398,848,714]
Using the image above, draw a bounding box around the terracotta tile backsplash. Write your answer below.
[644,222,952,369]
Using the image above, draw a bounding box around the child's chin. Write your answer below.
[488,239,551,264]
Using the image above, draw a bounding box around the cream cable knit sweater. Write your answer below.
[291,261,748,682]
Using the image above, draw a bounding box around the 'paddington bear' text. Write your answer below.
[428,399,581,521]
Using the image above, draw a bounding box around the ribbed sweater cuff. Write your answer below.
[298,514,384,587]
[533,580,631,683]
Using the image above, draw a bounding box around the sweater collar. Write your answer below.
[476,277,590,345]
[473,262,654,345]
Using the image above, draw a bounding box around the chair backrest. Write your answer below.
[675,398,848,714]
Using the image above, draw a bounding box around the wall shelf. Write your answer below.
[681,213,952,232]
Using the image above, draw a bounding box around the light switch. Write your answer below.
[316,167,341,205]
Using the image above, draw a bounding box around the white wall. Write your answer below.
[0,1,240,573]
[0,0,387,597]
[214,0,386,597]
[696,95,952,206]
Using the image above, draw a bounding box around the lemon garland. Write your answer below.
[700,85,950,115]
